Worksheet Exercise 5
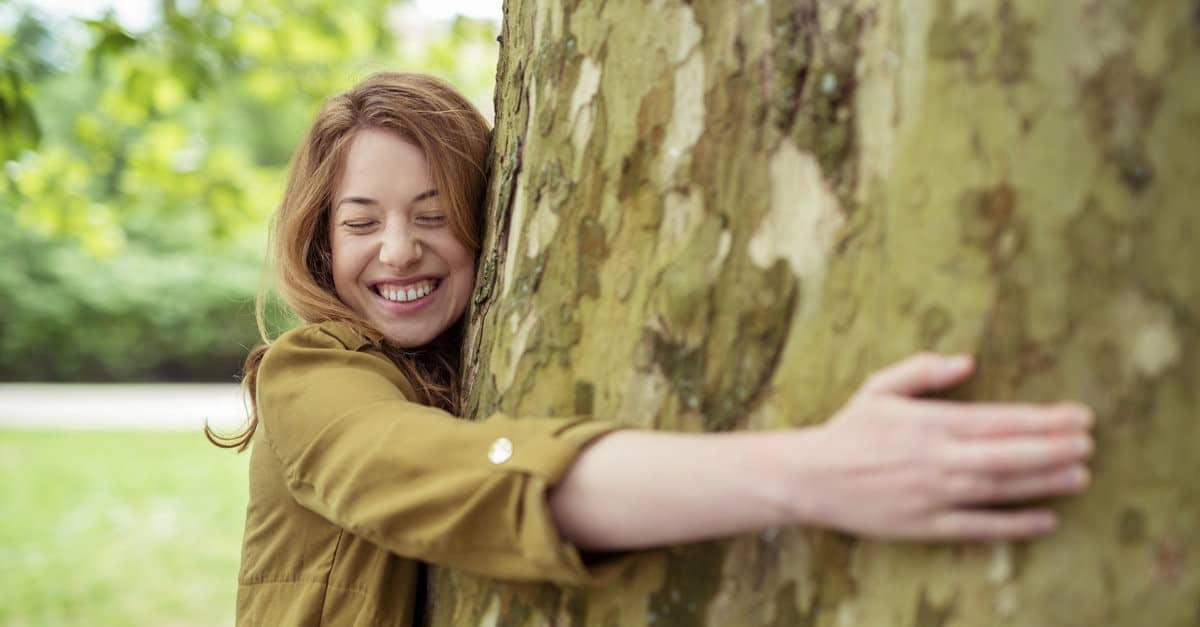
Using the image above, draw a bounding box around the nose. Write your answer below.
[378,223,422,269]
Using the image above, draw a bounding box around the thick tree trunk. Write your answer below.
[430,1,1199,625]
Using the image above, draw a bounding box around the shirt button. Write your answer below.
[488,437,514,464]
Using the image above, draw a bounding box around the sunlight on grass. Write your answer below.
[0,430,249,626]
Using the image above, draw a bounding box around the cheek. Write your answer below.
[453,254,475,290]
[329,237,361,292]
[434,236,475,280]
[445,244,475,304]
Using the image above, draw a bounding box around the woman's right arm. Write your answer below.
[550,353,1094,550]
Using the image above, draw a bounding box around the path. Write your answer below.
[0,383,247,431]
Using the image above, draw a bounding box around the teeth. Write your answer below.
[379,280,436,303]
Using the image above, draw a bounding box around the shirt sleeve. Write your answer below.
[255,323,628,586]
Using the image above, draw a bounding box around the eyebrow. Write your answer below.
[336,189,438,208]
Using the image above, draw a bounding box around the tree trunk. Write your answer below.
[430,1,1200,625]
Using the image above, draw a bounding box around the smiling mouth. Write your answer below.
[373,279,440,304]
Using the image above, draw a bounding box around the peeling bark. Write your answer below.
[435,0,1200,625]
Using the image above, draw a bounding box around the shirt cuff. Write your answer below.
[474,414,624,484]
[493,415,635,586]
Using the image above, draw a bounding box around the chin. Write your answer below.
[381,330,437,349]
[377,319,454,349]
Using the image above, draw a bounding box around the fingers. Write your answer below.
[946,464,1091,505]
[944,433,1093,473]
[926,401,1093,438]
[931,508,1059,540]
[860,353,975,397]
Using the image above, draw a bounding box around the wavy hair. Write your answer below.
[207,72,491,451]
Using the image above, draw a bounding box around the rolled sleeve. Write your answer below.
[256,323,627,586]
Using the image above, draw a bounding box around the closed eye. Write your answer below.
[341,220,378,229]
[415,213,447,226]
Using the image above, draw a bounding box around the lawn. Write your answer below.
[0,430,250,626]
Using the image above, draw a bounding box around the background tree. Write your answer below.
[433,0,1199,625]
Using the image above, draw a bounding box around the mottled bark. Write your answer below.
[430,1,1200,625]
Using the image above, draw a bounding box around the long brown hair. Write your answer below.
[206,72,491,451]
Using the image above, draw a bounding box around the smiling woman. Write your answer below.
[329,129,476,348]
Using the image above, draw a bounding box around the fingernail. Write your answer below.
[1066,467,1089,488]
[947,354,972,370]
[1077,436,1094,455]
[1063,403,1094,428]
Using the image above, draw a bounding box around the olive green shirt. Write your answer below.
[237,321,624,625]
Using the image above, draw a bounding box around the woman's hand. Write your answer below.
[551,352,1094,550]
[792,353,1094,541]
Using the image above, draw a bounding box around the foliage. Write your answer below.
[0,9,52,163]
[0,0,498,381]
[0,429,250,625]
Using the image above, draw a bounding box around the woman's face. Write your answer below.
[329,128,475,348]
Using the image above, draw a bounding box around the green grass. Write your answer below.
[0,430,249,627]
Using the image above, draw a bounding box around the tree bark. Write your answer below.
[431,1,1200,625]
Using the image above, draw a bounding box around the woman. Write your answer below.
[211,72,1093,626]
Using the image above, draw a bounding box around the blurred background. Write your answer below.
[0,0,499,624]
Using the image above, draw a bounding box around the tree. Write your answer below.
[431,0,1199,625]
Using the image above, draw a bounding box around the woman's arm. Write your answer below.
[550,353,1094,550]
